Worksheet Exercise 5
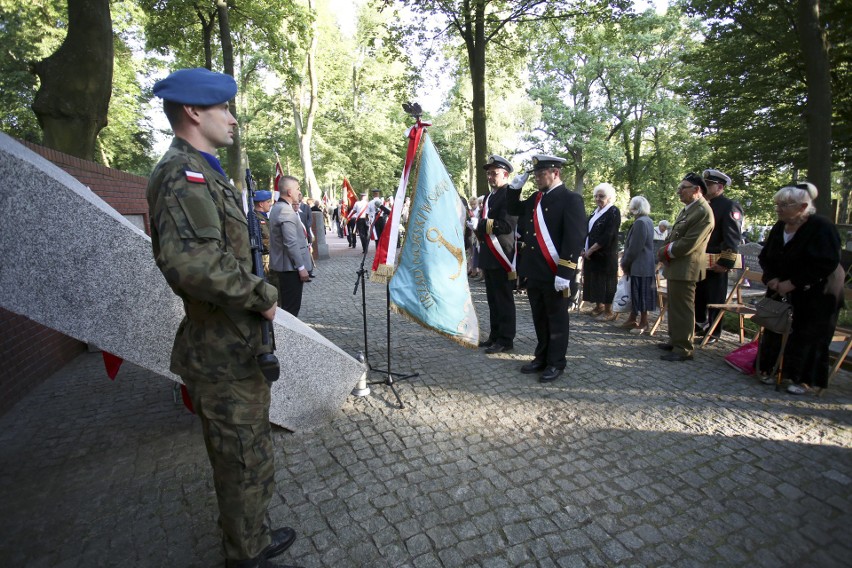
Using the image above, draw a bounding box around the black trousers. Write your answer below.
[356,219,369,252]
[346,221,357,247]
[695,269,728,336]
[275,270,304,317]
[483,268,516,346]
[526,278,571,369]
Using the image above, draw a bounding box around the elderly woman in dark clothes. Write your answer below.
[619,196,657,334]
[581,182,621,320]
[758,182,844,394]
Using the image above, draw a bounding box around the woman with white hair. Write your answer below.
[581,182,621,319]
[619,196,657,333]
[758,182,843,394]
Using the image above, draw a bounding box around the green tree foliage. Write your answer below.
[0,0,66,142]
[0,0,155,173]
[527,9,702,220]
[95,0,157,175]
[680,0,848,215]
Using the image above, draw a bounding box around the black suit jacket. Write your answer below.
[474,185,517,271]
[507,183,586,283]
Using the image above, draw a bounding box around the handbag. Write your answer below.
[724,338,758,375]
[612,275,632,313]
[752,295,792,334]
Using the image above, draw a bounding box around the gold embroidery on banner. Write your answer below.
[426,227,464,280]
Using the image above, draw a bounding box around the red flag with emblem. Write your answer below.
[343,178,357,209]
[274,157,284,193]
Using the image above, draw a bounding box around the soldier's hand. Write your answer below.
[261,304,277,321]
[466,219,478,231]
[554,276,571,292]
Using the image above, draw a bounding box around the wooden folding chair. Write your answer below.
[827,288,852,387]
[648,267,667,336]
[699,268,765,348]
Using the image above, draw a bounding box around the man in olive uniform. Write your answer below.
[468,154,518,354]
[694,168,743,343]
[656,173,715,361]
[507,155,586,383]
[253,189,274,276]
[147,68,296,568]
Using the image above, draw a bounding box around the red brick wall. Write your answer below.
[0,310,87,416]
[1,141,149,416]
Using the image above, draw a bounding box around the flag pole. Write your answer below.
[353,103,425,408]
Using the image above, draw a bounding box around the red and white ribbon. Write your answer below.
[533,192,559,274]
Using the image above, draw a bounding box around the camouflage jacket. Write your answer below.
[147,137,278,380]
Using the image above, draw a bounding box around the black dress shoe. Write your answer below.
[485,343,512,354]
[539,366,564,382]
[520,361,547,374]
[656,343,674,351]
[265,527,297,560]
[660,352,693,361]
[703,336,719,345]
[478,339,495,348]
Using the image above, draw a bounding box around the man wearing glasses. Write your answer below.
[656,173,715,361]
[694,169,743,344]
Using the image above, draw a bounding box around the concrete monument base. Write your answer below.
[0,134,363,432]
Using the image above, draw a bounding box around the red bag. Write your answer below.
[724,339,758,375]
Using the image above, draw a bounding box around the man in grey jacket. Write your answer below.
[269,175,312,317]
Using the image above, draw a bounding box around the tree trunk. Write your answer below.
[217,0,242,189]
[296,0,320,201]
[195,7,217,70]
[797,0,832,213]
[31,0,113,160]
[465,0,488,197]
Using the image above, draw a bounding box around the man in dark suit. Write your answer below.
[694,168,743,343]
[657,172,715,361]
[469,155,518,354]
[507,154,586,382]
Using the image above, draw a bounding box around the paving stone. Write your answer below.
[1,239,850,567]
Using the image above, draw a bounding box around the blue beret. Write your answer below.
[483,154,514,173]
[252,190,272,202]
[153,68,237,105]
[531,154,567,171]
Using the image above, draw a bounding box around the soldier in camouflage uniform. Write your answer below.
[147,68,297,568]
[253,190,274,276]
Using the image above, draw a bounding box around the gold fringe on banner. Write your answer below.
[370,263,395,284]
[389,302,479,349]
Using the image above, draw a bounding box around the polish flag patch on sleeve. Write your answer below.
[185,170,205,184]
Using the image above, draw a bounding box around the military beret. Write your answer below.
[531,154,567,171]
[483,155,514,173]
[153,68,237,105]
[682,172,708,194]
[252,190,272,202]
[703,169,731,186]
[371,188,381,194]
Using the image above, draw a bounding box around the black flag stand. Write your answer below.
[351,234,419,409]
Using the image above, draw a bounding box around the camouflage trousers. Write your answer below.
[183,372,275,561]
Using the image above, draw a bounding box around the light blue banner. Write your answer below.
[389,133,479,347]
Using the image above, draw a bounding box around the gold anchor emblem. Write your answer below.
[426,227,464,280]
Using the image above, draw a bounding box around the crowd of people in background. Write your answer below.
[463,156,844,396]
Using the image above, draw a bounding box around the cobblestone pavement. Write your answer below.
[1,235,851,567]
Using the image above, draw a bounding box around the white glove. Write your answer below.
[554,276,571,292]
[466,218,478,231]
[509,172,530,190]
